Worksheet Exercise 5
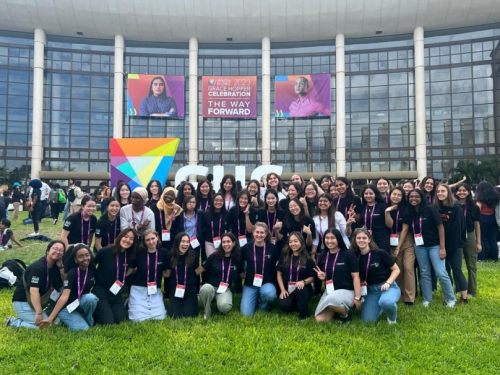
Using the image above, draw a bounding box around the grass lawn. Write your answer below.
[0,211,498,374]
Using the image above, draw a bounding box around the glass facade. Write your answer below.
[0,26,499,183]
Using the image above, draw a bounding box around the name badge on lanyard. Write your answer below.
[413,217,424,245]
[325,250,340,295]
[326,280,334,295]
[238,235,247,247]
[390,234,399,246]
[218,258,232,294]
[287,281,296,293]
[213,237,221,249]
[360,282,367,296]
[253,274,263,287]
[175,284,185,298]
[110,253,126,295]
[109,280,123,295]
[190,237,200,249]
[66,299,80,313]
[50,288,61,301]
[271,236,276,245]
[217,282,229,294]
[162,230,170,242]
[147,282,157,295]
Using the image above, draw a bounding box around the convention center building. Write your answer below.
[0,0,499,185]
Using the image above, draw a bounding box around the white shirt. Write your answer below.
[40,182,51,201]
[120,204,155,236]
[312,212,350,249]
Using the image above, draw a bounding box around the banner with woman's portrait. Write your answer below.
[127,74,185,117]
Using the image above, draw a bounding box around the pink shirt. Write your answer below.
[289,95,330,117]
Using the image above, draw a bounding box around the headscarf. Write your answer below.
[133,187,148,204]
[156,187,182,229]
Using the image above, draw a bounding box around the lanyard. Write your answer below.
[325,249,340,281]
[107,219,117,245]
[77,267,88,300]
[183,213,197,237]
[267,210,277,232]
[412,216,423,235]
[221,258,232,283]
[147,250,158,283]
[392,210,400,234]
[116,252,127,284]
[253,243,267,275]
[81,212,91,245]
[226,196,232,210]
[131,207,145,228]
[211,215,222,239]
[199,199,209,211]
[364,203,376,230]
[463,207,467,219]
[318,216,327,238]
[336,197,348,218]
[44,257,50,290]
[357,252,372,281]
[159,211,174,230]
[289,257,300,282]
[175,262,188,286]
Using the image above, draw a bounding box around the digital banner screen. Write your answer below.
[127,74,185,117]
[202,76,257,118]
[274,74,331,118]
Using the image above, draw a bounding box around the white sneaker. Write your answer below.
[0,246,4,251]
[3,316,11,327]
[446,300,456,308]
[422,301,430,307]
[28,232,38,237]
[387,317,397,324]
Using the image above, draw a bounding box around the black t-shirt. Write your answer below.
[1,228,13,246]
[201,211,229,243]
[0,196,11,209]
[256,209,286,233]
[438,203,466,251]
[461,203,480,233]
[333,196,362,220]
[358,249,395,285]
[403,204,443,247]
[12,257,63,302]
[317,249,359,291]
[202,253,240,288]
[94,246,129,293]
[150,203,180,241]
[94,216,121,249]
[63,212,97,246]
[12,188,23,203]
[228,206,258,240]
[129,248,169,288]
[279,216,316,251]
[31,187,42,208]
[165,251,199,294]
[359,202,388,233]
[63,265,96,307]
[389,208,404,233]
[238,241,279,286]
[197,197,211,212]
[146,197,159,208]
[277,255,315,286]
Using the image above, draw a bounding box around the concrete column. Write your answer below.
[414,26,427,179]
[30,28,46,180]
[261,37,271,165]
[335,34,346,177]
[188,38,198,182]
[113,35,124,138]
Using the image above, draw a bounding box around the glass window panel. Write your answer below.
[451,79,472,93]
[370,86,388,98]
[451,66,471,80]
[452,92,472,106]
[351,75,368,87]
[430,69,450,82]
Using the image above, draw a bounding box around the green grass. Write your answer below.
[0,211,498,374]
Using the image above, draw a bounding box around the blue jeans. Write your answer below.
[240,283,277,316]
[415,245,456,303]
[478,214,499,261]
[57,294,99,331]
[62,200,71,221]
[10,301,49,329]
[361,282,401,322]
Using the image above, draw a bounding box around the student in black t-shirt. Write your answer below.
[256,189,285,244]
[0,219,23,249]
[195,179,214,212]
[164,232,199,318]
[352,228,400,324]
[434,184,468,304]
[275,198,316,252]
[454,183,481,297]
[239,222,279,316]
[227,190,258,248]
[127,229,168,322]
[38,244,98,331]
[197,232,241,318]
[314,229,361,324]
[28,179,43,236]
[333,177,362,226]
[201,193,229,257]
[93,229,139,325]
[61,196,97,249]
[278,182,303,213]
[5,241,65,329]
[398,189,456,307]
[145,179,162,209]
[94,197,121,252]
[277,232,315,320]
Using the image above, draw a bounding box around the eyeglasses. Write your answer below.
[51,248,65,253]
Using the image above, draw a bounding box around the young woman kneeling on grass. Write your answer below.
[352,228,401,324]
[238,222,279,316]
[93,229,139,325]
[164,232,199,318]
[314,229,362,324]
[197,232,241,318]
[39,244,98,331]
[276,232,315,320]
[127,229,169,322]
[5,241,65,328]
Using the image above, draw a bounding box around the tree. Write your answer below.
[450,158,500,185]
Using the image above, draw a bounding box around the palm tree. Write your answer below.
[450,158,500,185]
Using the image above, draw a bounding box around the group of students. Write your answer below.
[4,172,500,330]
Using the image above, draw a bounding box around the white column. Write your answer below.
[113,35,124,138]
[335,34,346,177]
[188,38,198,182]
[261,37,271,165]
[414,26,427,179]
[30,28,46,180]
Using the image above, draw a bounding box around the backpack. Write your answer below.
[67,187,76,202]
[0,259,27,290]
[58,189,67,204]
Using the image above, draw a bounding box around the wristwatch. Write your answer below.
[354,296,362,301]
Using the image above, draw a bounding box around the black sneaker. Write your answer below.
[404,302,414,306]
[339,314,351,324]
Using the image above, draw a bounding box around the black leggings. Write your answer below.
[446,248,468,293]
[167,292,198,318]
[278,286,312,319]
[93,287,127,325]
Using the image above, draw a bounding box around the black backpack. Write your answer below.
[67,188,76,202]
[0,259,27,290]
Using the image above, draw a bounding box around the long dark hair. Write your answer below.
[266,172,283,192]
[322,228,348,252]
[282,231,310,267]
[63,243,93,273]
[176,181,195,206]
[407,189,428,215]
[146,179,163,200]
[247,179,264,207]
[389,186,407,211]
[170,232,195,268]
[148,76,167,98]
[316,193,336,229]
[360,184,384,204]
[475,181,500,207]
[196,179,214,203]
[80,195,97,209]
[209,192,227,215]
[419,176,436,198]
[98,196,119,225]
[214,232,241,263]
[219,174,238,202]
[335,177,356,207]
[236,190,251,212]
[284,198,307,229]
[454,183,475,213]
[182,195,197,212]
[114,182,131,204]
[111,229,138,261]
[304,182,319,204]
[287,182,304,199]
[263,189,281,211]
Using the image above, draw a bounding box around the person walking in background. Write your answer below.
[11,183,23,221]
[475,181,500,262]
[40,180,51,222]
[70,180,86,214]
[62,178,75,221]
